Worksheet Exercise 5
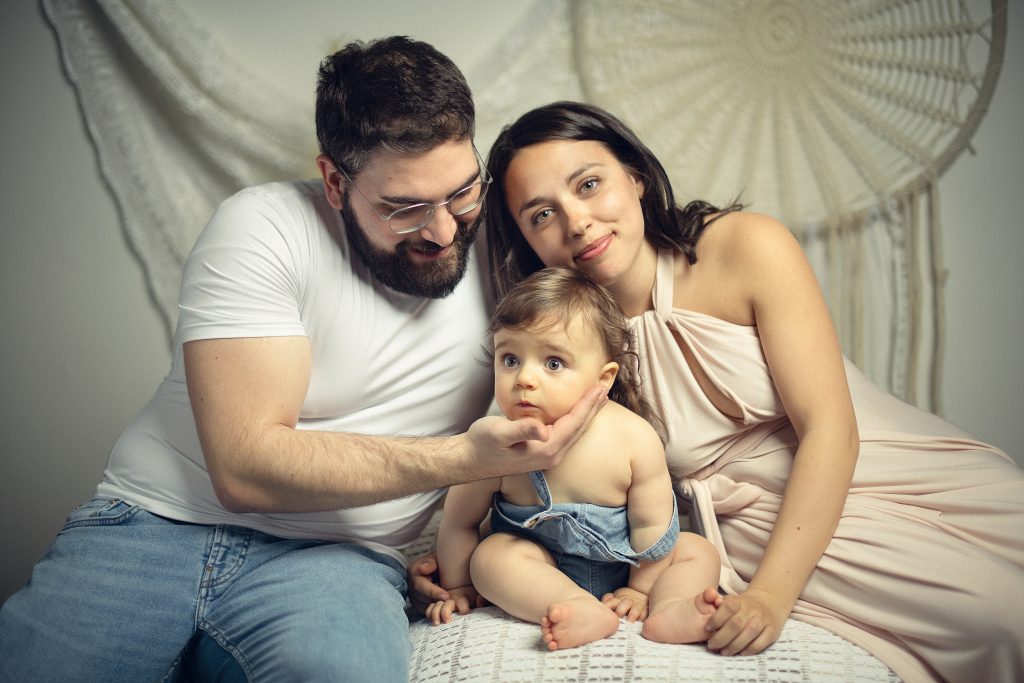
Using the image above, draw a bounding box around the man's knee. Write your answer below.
[243,621,411,681]
[200,544,412,680]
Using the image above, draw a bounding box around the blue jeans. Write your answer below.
[0,497,411,682]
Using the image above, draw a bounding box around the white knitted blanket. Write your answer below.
[408,608,899,683]
[402,512,900,683]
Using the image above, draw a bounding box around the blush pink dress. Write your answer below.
[632,249,1024,683]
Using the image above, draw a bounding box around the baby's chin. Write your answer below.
[504,404,557,425]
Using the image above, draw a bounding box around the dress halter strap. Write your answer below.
[654,249,675,320]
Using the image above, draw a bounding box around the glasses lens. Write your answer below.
[389,205,433,234]
[386,171,490,235]
[449,181,488,216]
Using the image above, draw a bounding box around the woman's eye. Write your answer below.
[545,358,564,371]
[531,208,554,226]
[501,354,519,368]
[580,178,599,193]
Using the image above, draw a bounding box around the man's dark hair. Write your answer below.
[315,36,475,175]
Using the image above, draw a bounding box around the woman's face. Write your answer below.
[502,140,649,290]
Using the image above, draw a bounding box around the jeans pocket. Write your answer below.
[60,496,140,531]
[374,553,409,595]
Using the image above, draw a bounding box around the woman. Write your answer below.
[480,101,1024,682]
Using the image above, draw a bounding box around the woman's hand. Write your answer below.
[705,588,788,656]
[601,586,649,622]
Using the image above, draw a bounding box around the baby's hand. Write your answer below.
[425,585,479,625]
[601,586,649,622]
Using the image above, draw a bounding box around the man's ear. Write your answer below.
[599,361,620,391]
[317,154,344,210]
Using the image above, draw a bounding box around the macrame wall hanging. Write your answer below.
[45,0,1006,412]
[566,0,1008,413]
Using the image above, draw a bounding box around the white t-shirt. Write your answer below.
[96,180,493,564]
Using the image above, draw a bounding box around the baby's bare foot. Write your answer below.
[642,586,721,644]
[540,597,619,651]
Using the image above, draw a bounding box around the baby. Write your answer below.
[427,267,722,650]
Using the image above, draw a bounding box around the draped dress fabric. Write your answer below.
[631,250,1024,683]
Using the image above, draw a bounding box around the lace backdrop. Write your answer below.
[43,0,1006,412]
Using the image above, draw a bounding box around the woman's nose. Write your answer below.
[565,202,590,237]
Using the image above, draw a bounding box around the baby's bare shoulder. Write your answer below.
[589,402,663,452]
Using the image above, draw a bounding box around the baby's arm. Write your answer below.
[426,477,499,625]
[604,421,676,620]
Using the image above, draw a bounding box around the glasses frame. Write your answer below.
[337,146,491,235]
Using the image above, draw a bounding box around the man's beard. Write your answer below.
[341,198,479,299]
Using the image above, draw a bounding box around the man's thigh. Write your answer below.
[202,542,411,681]
[0,497,210,682]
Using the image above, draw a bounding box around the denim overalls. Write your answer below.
[490,470,679,598]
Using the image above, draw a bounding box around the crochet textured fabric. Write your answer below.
[408,609,899,683]
[403,512,900,683]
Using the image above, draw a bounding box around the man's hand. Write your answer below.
[408,553,447,615]
[705,588,787,656]
[467,385,607,475]
[425,585,480,625]
[409,552,488,616]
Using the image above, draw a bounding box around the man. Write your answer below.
[0,36,603,681]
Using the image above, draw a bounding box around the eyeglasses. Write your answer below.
[338,147,491,235]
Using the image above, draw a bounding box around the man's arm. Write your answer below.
[185,336,606,512]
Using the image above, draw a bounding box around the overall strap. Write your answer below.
[528,470,554,509]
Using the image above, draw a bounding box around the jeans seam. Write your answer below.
[60,498,142,531]
[204,527,254,589]
[197,623,252,681]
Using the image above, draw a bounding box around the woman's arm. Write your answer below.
[703,214,859,656]
[185,336,607,512]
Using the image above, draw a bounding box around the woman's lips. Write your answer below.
[575,234,612,262]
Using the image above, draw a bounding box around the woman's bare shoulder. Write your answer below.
[696,210,806,281]
[702,210,796,252]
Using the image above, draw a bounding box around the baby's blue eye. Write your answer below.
[501,354,519,368]
[545,358,564,371]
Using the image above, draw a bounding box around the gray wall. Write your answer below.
[2,1,1021,604]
